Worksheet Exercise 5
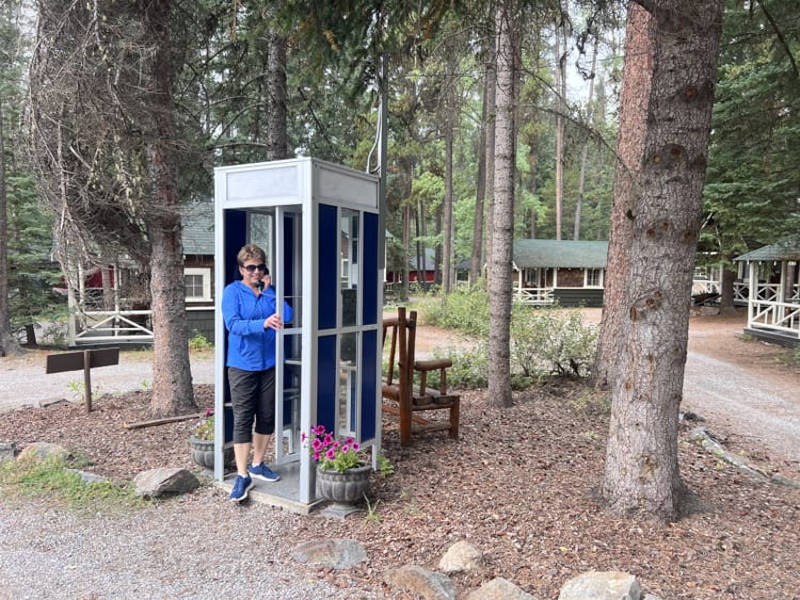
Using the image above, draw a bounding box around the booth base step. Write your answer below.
[217,462,324,515]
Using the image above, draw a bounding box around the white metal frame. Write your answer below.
[213,158,382,506]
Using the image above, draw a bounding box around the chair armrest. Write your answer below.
[414,358,452,372]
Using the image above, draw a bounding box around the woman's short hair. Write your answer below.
[237,244,267,270]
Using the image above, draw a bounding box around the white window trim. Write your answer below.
[584,268,604,289]
[185,267,212,302]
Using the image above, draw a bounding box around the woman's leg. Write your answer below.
[228,367,259,476]
[252,368,276,466]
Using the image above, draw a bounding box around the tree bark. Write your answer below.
[470,69,489,286]
[483,34,497,287]
[0,97,20,356]
[142,0,195,416]
[593,5,654,388]
[402,203,410,300]
[719,266,736,313]
[266,24,289,161]
[601,0,724,521]
[442,125,454,294]
[553,21,566,241]
[488,0,516,409]
[574,36,599,241]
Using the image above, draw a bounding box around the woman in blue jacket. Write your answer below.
[222,244,293,502]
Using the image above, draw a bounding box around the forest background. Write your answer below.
[2,0,798,342]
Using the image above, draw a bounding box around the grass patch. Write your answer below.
[0,455,148,512]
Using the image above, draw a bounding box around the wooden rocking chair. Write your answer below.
[381,306,460,445]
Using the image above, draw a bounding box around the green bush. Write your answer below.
[433,344,489,389]
[419,287,490,338]
[188,330,213,352]
[510,305,597,378]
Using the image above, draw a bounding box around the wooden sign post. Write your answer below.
[46,348,120,413]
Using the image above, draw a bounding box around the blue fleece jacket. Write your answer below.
[222,280,294,371]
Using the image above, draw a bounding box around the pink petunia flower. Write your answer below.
[205,409,213,417]
[332,441,340,449]
[341,444,350,453]
[345,436,354,445]
[325,448,336,460]
[312,438,322,451]
[313,451,320,461]
[301,432,307,442]
[323,434,334,446]
[352,442,360,451]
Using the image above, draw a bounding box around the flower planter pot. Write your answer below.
[189,437,234,470]
[315,464,371,504]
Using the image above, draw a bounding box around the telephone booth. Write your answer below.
[213,158,383,512]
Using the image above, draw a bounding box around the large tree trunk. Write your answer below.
[601,0,723,521]
[266,24,289,160]
[593,5,654,388]
[0,98,20,356]
[470,68,490,286]
[143,0,195,417]
[574,36,599,241]
[488,0,516,409]
[442,126,454,294]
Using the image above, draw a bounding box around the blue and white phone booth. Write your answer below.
[212,158,383,512]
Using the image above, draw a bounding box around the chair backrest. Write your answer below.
[381,307,417,389]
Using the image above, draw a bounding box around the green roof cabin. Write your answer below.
[512,239,608,307]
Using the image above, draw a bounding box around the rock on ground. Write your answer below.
[17,442,69,462]
[383,565,456,600]
[133,467,199,498]
[439,540,483,574]
[291,538,367,569]
[468,577,538,599]
[558,571,641,600]
[0,441,18,463]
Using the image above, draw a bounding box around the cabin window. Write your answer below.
[184,267,211,302]
[585,268,604,288]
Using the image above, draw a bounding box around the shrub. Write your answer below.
[188,330,213,352]
[433,344,489,389]
[510,306,597,378]
[419,287,490,338]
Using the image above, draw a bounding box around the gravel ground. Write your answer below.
[0,489,378,600]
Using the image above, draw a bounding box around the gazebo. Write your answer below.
[212,157,383,513]
[734,238,800,347]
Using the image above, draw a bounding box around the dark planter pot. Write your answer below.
[189,437,234,470]
[316,464,371,504]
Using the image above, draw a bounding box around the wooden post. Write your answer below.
[748,261,756,329]
[397,307,410,445]
[83,350,92,413]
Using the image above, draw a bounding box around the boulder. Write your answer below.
[384,565,456,600]
[291,538,367,569]
[467,577,538,600]
[18,442,70,462]
[439,540,483,574]
[133,467,199,498]
[558,571,641,600]
[0,442,18,464]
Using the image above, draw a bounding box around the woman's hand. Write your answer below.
[264,313,284,330]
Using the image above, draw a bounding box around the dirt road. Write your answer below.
[2,310,798,471]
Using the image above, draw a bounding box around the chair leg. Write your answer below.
[449,398,460,440]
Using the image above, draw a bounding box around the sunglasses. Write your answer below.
[242,264,268,273]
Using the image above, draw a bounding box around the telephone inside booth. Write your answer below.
[213,158,382,513]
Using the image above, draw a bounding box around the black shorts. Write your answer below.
[227,367,275,443]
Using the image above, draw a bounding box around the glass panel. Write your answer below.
[338,332,358,437]
[185,274,203,297]
[340,208,359,327]
[284,212,302,328]
[248,212,273,269]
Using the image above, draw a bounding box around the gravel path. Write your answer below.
[0,489,377,600]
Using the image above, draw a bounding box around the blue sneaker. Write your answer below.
[229,474,254,502]
[248,462,281,482]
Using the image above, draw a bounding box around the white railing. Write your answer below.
[692,279,719,295]
[516,287,555,305]
[749,299,800,338]
[733,282,748,305]
[74,310,154,344]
